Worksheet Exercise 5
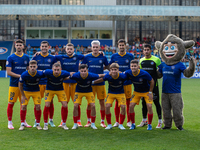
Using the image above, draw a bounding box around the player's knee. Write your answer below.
[120,105,126,114]
[35,105,40,110]
[45,102,50,107]
[62,102,68,108]
[74,103,79,109]
[90,103,95,109]
[147,104,153,112]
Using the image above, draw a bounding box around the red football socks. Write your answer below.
[100,110,105,121]
[126,99,130,122]
[119,114,125,124]
[148,113,153,124]
[86,109,91,121]
[130,112,135,123]
[43,106,49,123]
[91,116,96,123]
[61,106,68,123]
[7,103,14,121]
[78,105,81,121]
[20,109,26,123]
[114,101,120,122]
[106,113,112,125]
[49,103,54,119]
[36,109,41,123]
[73,116,78,123]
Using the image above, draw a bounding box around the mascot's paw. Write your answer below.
[162,126,171,130]
[177,126,184,131]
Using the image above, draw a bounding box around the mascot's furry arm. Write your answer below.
[183,57,195,78]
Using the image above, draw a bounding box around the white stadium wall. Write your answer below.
[85,0,116,28]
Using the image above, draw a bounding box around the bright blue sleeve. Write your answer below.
[81,56,88,64]
[179,62,187,72]
[19,72,26,83]
[104,56,109,66]
[38,71,46,78]
[103,73,109,81]
[55,55,62,62]
[121,73,128,80]
[63,70,70,77]
[44,69,51,76]
[70,73,78,80]
[90,73,100,80]
[6,56,12,67]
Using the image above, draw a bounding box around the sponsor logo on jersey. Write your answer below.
[6,61,9,65]
[99,60,102,63]
[0,47,8,54]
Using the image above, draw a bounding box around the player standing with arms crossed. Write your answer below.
[82,40,109,128]
[18,60,44,130]
[6,39,31,129]
[56,43,84,127]
[109,39,134,127]
[32,41,56,127]
[138,44,162,128]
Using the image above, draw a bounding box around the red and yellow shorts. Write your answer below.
[22,91,41,105]
[45,90,67,102]
[73,92,95,105]
[123,84,132,99]
[105,93,126,107]
[8,86,21,103]
[39,84,46,98]
[63,83,77,103]
[92,85,107,100]
[130,91,153,104]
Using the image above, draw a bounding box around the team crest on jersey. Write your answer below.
[87,81,90,84]
[151,62,154,65]
[60,78,63,81]
[119,81,122,84]
[171,66,175,69]
[99,60,102,63]
[126,59,129,63]
[24,61,27,64]
[73,57,76,60]
[36,78,40,81]
[47,59,51,63]
[139,78,143,82]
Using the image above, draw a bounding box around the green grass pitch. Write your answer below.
[0,78,200,150]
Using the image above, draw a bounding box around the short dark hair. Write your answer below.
[79,64,88,70]
[29,60,37,65]
[143,44,151,50]
[118,39,126,45]
[130,60,139,65]
[53,62,61,68]
[15,39,24,44]
[66,43,74,48]
[41,41,50,46]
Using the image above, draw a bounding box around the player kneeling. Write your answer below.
[19,60,45,130]
[43,62,70,130]
[70,64,105,130]
[93,63,127,130]
[125,60,154,130]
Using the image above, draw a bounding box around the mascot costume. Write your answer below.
[155,34,195,130]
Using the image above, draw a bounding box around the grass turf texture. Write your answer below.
[0,78,200,150]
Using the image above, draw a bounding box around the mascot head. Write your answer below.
[155,34,195,65]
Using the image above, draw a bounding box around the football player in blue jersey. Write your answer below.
[6,39,31,129]
[56,43,84,127]
[93,63,127,130]
[109,39,134,127]
[43,62,71,130]
[32,41,57,127]
[125,60,154,130]
[82,40,109,128]
[18,60,45,130]
[69,64,105,130]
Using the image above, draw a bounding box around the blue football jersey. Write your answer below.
[158,62,186,93]
[103,73,127,94]
[32,53,56,85]
[70,72,100,93]
[109,52,134,85]
[44,69,70,91]
[6,53,29,87]
[19,70,45,92]
[82,53,108,86]
[125,69,152,93]
[55,54,84,83]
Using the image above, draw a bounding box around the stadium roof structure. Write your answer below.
[0,5,200,21]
